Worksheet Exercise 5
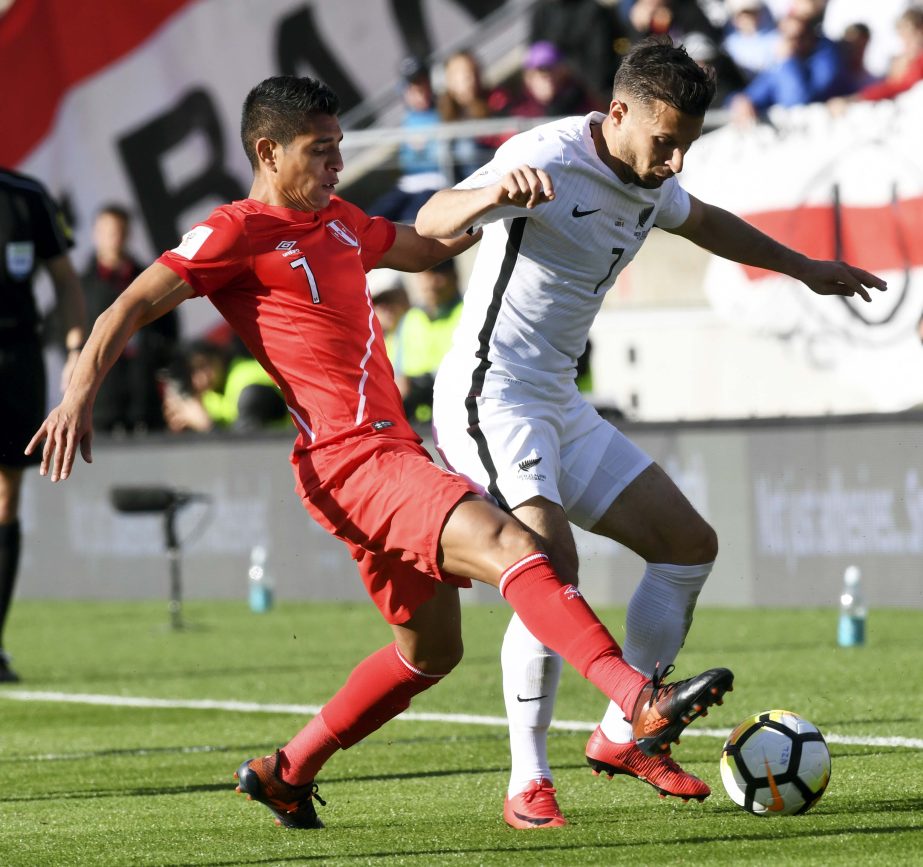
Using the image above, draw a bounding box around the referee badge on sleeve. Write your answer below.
[5,241,34,279]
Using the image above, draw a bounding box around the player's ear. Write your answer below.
[255,137,279,171]
[609,98,628,127]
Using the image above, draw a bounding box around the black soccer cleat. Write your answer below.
[631,665,734,756]
[234,751,325,829]
[0,650,20,684]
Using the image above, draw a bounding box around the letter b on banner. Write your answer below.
[119,88,245,252]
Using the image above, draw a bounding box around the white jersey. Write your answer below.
[437,112,690,404]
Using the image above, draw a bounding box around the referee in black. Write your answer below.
[0,168,85,682]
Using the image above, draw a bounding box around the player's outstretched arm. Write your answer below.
[379,223,482,273]
[671,196,888,302]
[25,263,194,482]
[415,165,555,238]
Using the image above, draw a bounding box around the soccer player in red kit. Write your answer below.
[27,76,733,830]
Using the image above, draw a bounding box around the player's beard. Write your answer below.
[620,143,666,189]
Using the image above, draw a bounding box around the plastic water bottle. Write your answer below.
[248,545,274,613]
[837,565,866,647]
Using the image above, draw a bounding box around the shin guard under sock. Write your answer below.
[281,643,445,784]
[499,553,647,714]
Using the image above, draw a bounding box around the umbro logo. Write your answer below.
[276,240,297,250]
[572,205,600,218]
[518,456,543,472]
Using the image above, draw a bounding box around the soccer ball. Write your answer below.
[720,709,831,816]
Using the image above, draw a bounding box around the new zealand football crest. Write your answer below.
[634,204,655,240]
[516,453,546,481]
[326,220,359,247]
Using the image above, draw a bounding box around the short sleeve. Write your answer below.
[653,179,691,230]
[157,208,248,296]
[357,215,396,271]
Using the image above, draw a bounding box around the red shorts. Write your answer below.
[292,434,478,624]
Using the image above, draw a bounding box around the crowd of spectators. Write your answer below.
[35,0,923,444]
[368,0,922,221]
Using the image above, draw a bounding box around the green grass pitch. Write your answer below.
[0,600,920,865]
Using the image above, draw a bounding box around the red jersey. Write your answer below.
[158,196,417,451]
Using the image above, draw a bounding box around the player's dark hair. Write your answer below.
[240,76,341,170]
[612,36,716,117]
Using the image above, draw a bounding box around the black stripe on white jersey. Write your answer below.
[463,216,527,512]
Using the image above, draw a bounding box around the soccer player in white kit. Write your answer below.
[416,37,887,829]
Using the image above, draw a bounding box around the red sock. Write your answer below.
[500,553,648,713]
[280,643,444,785]
[279,712,339,785]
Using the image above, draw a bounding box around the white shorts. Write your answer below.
[432,383,652,530]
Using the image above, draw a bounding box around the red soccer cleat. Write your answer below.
[234,751,326,829]
[631,665,734,756]
[503,778,568,829]
[585,726,710,802]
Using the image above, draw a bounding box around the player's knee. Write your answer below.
[409,638,464,675]
[493,515,544,564]
[696,521,719,564]
[655,516,717,565]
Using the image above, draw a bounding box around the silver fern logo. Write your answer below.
[517,454,546,481]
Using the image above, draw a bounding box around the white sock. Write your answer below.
[501,613,563,798]
[599,561,713,743]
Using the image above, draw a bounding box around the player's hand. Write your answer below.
[24,398,94,482]
[496,166,555,210]
[799,260,888,303]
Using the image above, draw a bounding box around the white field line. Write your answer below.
[2,689,922,752]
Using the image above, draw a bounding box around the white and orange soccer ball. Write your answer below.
[720,710,831,816]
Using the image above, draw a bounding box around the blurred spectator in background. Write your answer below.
[788,0,828,30]
[838,22,877,90]
[0,167,85,682]
[436,51,497,180]
[368,56,450,223]
[82,204,178,433]
[729,10,854,122]
[368,268,412,366]
[528,0,621,104]
[393,258,464,425]
[498,41,603,120]
[618,0,722,46]
[822,0,911,79]
[161,339,287,433]
[684,30,748,104]
[853,7,923,101]
[723,0,781,81]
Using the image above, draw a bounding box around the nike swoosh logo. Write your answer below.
[512,810,555,825]
[516,694,548,702]
[764,759,785,812]
[572,205,600,218]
